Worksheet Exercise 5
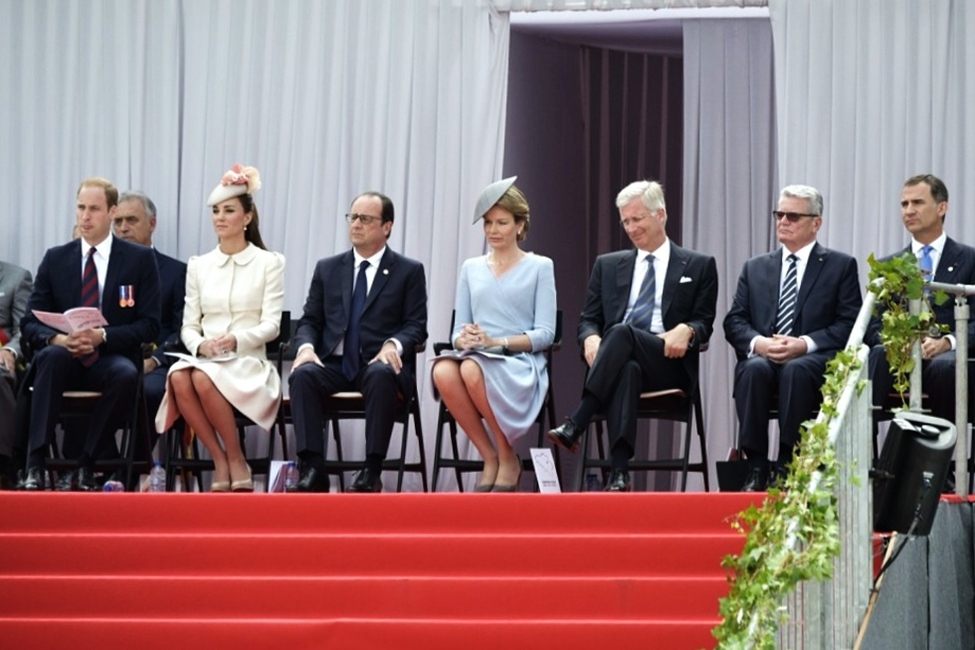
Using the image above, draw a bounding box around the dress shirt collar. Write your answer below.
[911,231,947,257]
[354,245,386,270]
[782,240,816,266]
[81,232,113,261]
[637,238,670,266]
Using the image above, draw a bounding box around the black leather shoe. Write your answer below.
[604,469,631,492]
[767,465,788,491]
[55,469,77,492]
[18,466,46,491]
[76,466,99,492]
[547,418,584,453]
[292,465,329,493]
[346,467,383,493]
[742,466,769,492]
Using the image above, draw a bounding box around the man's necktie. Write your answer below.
[626,256,656,332]
[919,244,934,282]
[80,247,99,367]
[342,261,370,380]
[774,254,799,336]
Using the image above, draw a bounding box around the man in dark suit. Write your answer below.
[724,184,861,491]
[112,191,186,457]
[288,191,427,493]
[867,174,975,428]
[547,180,718,492]
[18,177,160,491]
[0,260,32,487]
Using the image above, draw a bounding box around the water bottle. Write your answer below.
[284,461,298,492]
[102,480,125,492]
[585,471,602,492]
[149,461,166,492]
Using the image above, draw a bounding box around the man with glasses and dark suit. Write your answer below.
[724,185,861,491]
[288,191,427,493]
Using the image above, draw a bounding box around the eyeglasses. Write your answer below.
[619,214,651,229]
[345,213,381,225]
[772,211,819,223]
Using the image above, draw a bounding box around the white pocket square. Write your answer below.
[679,276,693,283]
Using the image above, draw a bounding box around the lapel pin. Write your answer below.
[383,269,389,275]
[948,266,954,273]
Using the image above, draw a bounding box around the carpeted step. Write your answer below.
[0,532,744,577]
[0,574,729,620]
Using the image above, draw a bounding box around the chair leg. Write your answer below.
[448,417,465,492]
[574,426,591,492]
[694,393,710,492]
[412,400,428,492]
[432,408,448,492]
[330,419,346,491]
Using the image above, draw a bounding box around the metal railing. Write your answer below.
[768,277,974,647]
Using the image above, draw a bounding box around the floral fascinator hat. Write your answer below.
[207,163,262,206]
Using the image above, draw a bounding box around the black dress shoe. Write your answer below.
[547,418,584,453]
[604,469,631,492]
[767,465,789,491]
[742,466,769,492]
[18,466,46,491]
[346,467,383,493]
[76,466,99,492]
[55,469,77,492]
[292,465,329,493]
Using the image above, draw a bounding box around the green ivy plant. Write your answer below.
[712,252,935,649]
[866,252,947,401]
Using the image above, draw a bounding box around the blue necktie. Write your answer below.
[342,261,369,380]
[919,244,934,282]
[775,254,798,336]
[626,256,656,332]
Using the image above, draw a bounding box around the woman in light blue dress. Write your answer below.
[432,177,556,492]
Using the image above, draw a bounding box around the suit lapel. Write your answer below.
[614,251,637,323]
[67,239,83,306]
[660,244,687,320]
[794,243,826,316]
[936,238,964,284]
[363,249,394,314]
[341,251,354,318]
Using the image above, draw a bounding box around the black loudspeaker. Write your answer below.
[872,412,956,535]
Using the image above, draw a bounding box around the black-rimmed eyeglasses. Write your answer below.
[345,213,381,225]
[772,211,818,223]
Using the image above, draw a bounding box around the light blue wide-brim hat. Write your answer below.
[473,175,517,223]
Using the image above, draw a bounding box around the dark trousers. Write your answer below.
[584,324,690,452]
[26,345,137,465]
[869,344,958,422]
[0,367,16,458]
[288,356,409,461]
[733,351,830,460]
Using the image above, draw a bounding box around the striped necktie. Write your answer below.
[626,255,656,332]
[774,254,798,336]
[80,247,99,366]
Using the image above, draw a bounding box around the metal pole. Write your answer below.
[954,296,969,496]
[909,298,923,411]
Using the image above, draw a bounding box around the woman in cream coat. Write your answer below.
[155,164,284,492]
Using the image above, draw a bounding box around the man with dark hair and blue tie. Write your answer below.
[724,185,861,492]
[288,191,427,493]
[18,177,160,491]
[867,174,975,441]
[547,180,718,492]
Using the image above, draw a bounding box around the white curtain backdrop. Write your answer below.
[769,0,975,275]
[682,18,777,490]
[0,0,510,490]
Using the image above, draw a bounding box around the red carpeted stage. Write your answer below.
[0,492,761,649]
